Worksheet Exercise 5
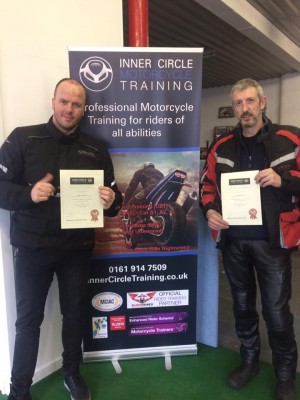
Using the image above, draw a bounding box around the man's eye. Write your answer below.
[234,101,242,107]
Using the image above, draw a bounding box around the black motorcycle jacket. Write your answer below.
[200,117,300,249]
[0,118,123,250]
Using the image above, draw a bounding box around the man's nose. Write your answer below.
[241,101,249,111]
[65,103,73,112]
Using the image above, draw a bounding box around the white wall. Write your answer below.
[0,0,123,394]
[280,73,300,126]
[0,211,16,395]
[200,73,300,147]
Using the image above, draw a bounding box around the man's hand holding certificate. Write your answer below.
[60,170,104,229]
[221,170,262,225]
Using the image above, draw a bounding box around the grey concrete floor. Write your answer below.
[218,250,300,372]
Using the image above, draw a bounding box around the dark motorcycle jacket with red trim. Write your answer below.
[0,118,123,251]
[200,117,300,250]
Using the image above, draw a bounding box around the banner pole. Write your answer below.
[128,0,149,47]
[128,0,176,371]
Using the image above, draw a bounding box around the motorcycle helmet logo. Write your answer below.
[79,56,113,92]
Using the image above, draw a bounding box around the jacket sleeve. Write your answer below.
[281,170,300,195]
[199,141,222,218]
[0,129,34,211]
[102,148,123,217]
[278,128,300,195]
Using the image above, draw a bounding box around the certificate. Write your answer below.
[221,170,262,225]
[60,170,104,229]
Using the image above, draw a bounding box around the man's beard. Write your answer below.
[241,112,256,127]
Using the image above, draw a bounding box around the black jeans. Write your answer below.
[11,247,92,394]
[222,239,298,382]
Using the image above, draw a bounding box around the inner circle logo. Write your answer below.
[79,56,113,92]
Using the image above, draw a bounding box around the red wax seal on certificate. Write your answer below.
[90,209,99,221]
[249,208,257,219]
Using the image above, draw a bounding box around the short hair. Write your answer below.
[230,78,265,102]
[53,78,86,98]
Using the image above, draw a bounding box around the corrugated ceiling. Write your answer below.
[247,0,300,47]
[122,0,300,88]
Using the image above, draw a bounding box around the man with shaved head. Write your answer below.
[0,78,123,400]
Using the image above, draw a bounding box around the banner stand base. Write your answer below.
[164,354,172,370]
[110,354,173,374]
[111,359,122,374]
[83,344,197,370]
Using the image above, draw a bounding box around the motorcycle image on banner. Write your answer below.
[123,169,197,249]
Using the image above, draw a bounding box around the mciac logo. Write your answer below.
[79,56,113,92]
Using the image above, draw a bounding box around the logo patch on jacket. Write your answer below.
[77,150,96,159]
[0,163,8,173]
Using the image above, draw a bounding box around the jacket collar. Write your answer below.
[46,117,81,143]
[233,115,272,140]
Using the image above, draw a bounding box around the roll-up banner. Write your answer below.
[69,47,203,364]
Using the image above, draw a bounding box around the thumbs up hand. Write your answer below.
[31,173,55,203]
